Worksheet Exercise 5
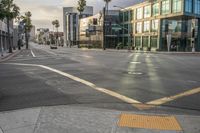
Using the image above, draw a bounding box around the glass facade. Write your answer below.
[153,3,159,16]
[161,19,199,51]
[162,0,170,14]
[172,0,182,13]
[185,0,192,13]
[136,7,143,19]
[136,22,142,33]
[119,0,200,51]
[194,0,200,14]
[144,5,151,18]
[143,21,150,32]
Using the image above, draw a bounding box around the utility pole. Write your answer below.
[103,7,106,50]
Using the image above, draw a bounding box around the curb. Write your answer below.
[0,50,22,63]
[80,48,200,55]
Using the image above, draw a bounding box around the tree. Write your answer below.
[51,20,56,44]
[21,11,32,49]
[1,0,20,53]
[77,0,86,18]
[77,0,86,48]
[52,20,60,45]
[0,2,5,20]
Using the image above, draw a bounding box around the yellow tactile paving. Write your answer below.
[118,114,182,131]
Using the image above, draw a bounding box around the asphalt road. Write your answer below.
[0,42,200,115]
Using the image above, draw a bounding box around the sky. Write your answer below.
[15,0,143,31]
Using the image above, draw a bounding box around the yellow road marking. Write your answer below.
[3,63,200,110]
[146,87,200,106]
[5,63,141,106]
[118,113,182,131]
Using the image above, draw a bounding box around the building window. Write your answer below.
[152,19,159,32]
[144,5,151,18]
[123,24,129,34]
[124,11,129,22]
[142,36,149,47]
[194,0,200,14]
[152,3,159,16]
[162,0,170,14]
[150,36,158,48]
[130,10,134,20]
[136,22,142,33]
[172,0,182,13]
[136,7,143,19]
[119,12,123,22]
[143,21,150,32]
[135,36,141,47]
[185,0,192,12]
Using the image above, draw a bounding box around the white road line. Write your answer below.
[31,50,36,57]
[5,63,142,106]
[5,62,200,110]
[42,49,57,56]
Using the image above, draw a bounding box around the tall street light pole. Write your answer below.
[103,7,106,50]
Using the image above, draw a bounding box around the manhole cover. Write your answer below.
[128,71,143,75]
[130,61,141,64]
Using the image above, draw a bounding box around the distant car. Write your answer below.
[50,44,57,49]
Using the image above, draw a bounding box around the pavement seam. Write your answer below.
[0,126,4,133]
[32,107,43,133]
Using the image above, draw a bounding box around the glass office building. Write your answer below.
[120,0,200,51]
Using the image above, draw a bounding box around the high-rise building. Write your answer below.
[63,6,93,47]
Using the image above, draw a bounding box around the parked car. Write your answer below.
[50,43,57,49]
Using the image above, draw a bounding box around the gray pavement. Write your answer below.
[0,105,199,133]
[0,42,200,132]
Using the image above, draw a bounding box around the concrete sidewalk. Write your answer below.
[78,47,200,55]
[0,49,22,63]
[0,105,199,133]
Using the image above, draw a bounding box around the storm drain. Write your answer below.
[118,113,182,131]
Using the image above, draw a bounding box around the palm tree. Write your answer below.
[0,2,5,20]
[53,20,60,45]
[1,0,20,53]
[77,0,86,48]
[21,11,32,49]
[51,20,56,44]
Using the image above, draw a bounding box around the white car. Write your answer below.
[50,44,57,49]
